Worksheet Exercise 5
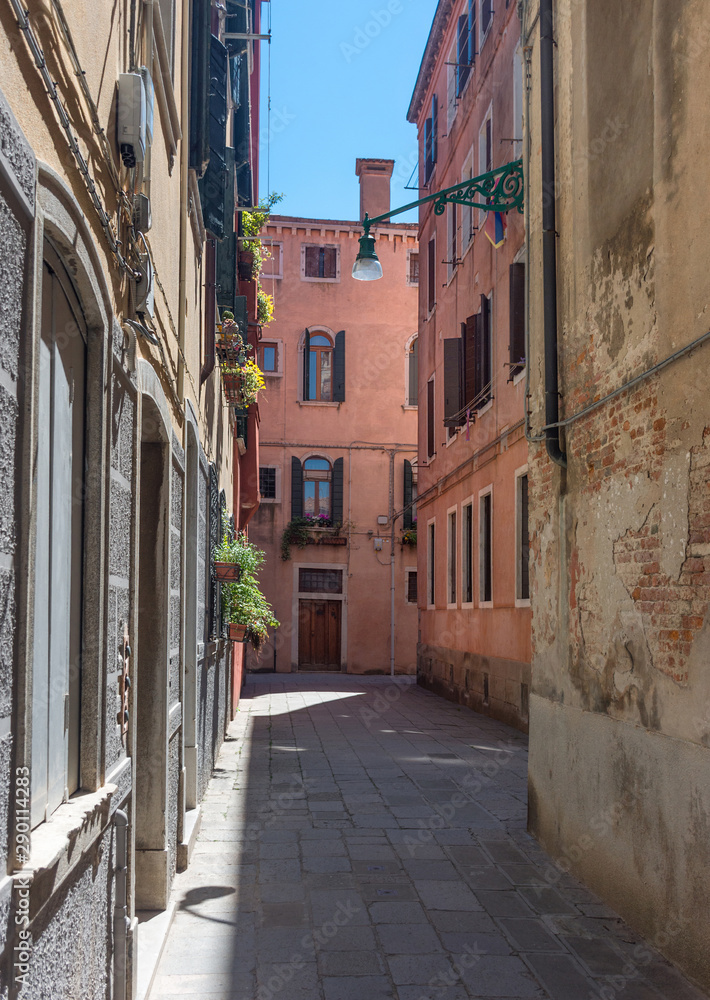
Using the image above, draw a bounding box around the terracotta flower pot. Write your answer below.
[228,623,248,642]
[214,561,241,582]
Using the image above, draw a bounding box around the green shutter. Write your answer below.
[333,330,345,402]
[509,262,526,377]
[302,329,311,400]
[189,0,211,174]
[199,35,229,238]
[216,147,236,311]
[332,458,344,524]
[291,457,303,518]
[403,460,413,530]
[443,338,463,426]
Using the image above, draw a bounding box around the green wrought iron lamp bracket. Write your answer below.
[360,158,524,237]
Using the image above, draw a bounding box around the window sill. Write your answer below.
[424,453,437,465]
[478,601,494,609]
[426,306,436,322]
[402,404,418,410]
[446,602,458,611]
[264,371,283,379]
[515,598,531,609]
[461,601,474,610]
[513,367,526,387]
[476,399,493,418]
[298,400,341,407]
[301,276,340,284]
[259,497,280,504]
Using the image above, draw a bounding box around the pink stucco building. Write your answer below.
[248,162,420,673]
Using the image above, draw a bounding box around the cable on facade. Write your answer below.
[9,0,142,280]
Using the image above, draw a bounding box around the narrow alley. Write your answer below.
[148,677,706,1000]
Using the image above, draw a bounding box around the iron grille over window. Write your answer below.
[299,569,343,594]
[259,467,276,499]
[208,463,220,639]
[407,571,418,605]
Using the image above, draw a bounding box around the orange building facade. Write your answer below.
[249,162,420,674]
[408,0,531,729]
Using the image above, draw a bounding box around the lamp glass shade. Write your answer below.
[352,256,383,281]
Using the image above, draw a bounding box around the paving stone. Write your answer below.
[395,987,469,1000]
[322,975,394,1000]
[524,952,599,998]
[351,860,402,876]
[258,882,306,903]
[428,910,500,935]
[445,845,490,866]
[439,931,514,955]
[376,922,442,954]
[459,955,547,996]
[517,886,578,915]
[476,890,534,918]
[368,901,429,924]
[259,859,302,882]
[303,857,352,873]
[463,866,516,890]
[318,950,385,975]
[388,953,459,984]
[313,925,377,952]
[402,859,460,881]
[499,917,566,953]
[415,880,482,911]
[259,902,307,927]
[348,844,398,862]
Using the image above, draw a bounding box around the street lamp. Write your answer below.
[352,158,524,281]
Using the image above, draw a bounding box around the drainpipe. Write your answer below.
[113,809,130,1000]
[201,239,216,384]
[176,0,190,403]
[540,0,566,467]
[388,450,395,677]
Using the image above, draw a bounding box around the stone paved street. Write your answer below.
[148,676,707,1000]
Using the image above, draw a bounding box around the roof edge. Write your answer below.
[406,0,455,124]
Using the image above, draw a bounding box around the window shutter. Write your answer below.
[424,118,433,184]
[457,15,470,96]
[468,0,477,64]
[302,328,311,400]
[431,93,438,166]
[189,0,211,175]
[324,248,337,279]
[443,339,463,426]
[198,34,229,238]
[427,238,436,313]
[408,337,418,406]
[291,457,303,518]
[462,317,476,405]
[480,293,492,404]
[331,458,344,524]
[333,330,345,401]
[427,379,435,458]
[216,146,236,312]
[509,262,526,376]
[473,311,484,403]
[305,246,319,277]
[403,460,413,530]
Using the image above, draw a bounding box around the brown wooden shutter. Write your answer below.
[457,15,470,95]
[427,238,436,312]
[463,316,476,405]
[324,247,337,278]
[443,339,463,426]
[473,311,484,404]
[427,379,435,458]
[481,293,491,403]
[508,262,525,377]
[305,246,319,277]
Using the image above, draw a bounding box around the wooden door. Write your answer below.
[298,600,341,670]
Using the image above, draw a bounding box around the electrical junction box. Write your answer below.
[377,515,388,525]
[133,193,152,233]
[134,252,154,318]
[117,72,146,167]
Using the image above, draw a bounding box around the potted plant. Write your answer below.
[280,515,345,560]
[238,358,265,407]
[214,534,242,582]
[222,534,279,650]
[221,367,243,404]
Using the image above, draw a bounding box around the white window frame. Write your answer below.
[427,518,436,609]
[404,332,418,408]
[479,0,493,48]
[515,465,531,607]
[261,239,283,280]
[478,483,493,608]
[461,146,475,256]
[405,567,418,605]
[298,325,340,406]
[260,338,283,377]
[447,505,458,609]
[446,201,458,284]
[426,373,436,462]
[406,248,420,287]
[259,465,281,503]
[301,243,340,283]
[478,102,494,228]
[461,494,474,609]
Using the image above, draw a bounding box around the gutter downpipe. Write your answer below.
[201,239,216,384]
[176,0,190,403]
[540,0,566,467]
[389,449,396,678]
[113,809,130,1000]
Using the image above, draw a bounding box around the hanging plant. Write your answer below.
[221,533,279,650]
[239,358,265,406]
[280,515,344,560]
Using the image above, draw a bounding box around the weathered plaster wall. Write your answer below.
[526,0,710,988]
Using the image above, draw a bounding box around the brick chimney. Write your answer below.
[355,158,394,220]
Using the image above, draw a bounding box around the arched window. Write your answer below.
[407,335,418,406]
[303,457,332,518]
[307,333,333,401]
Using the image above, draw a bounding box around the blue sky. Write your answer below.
[258,0,438,223]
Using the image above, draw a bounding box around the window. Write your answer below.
[33,249,86,826]
[462,499,473,604]
[443,338,463,429]
[446,201,458,281]
[407,336,418,406]
[406,569,418,605]
[261,241,282,278]
[303,457,331,518]
[407,250,419,286]
[481,0,493,42]
[259,466,278,500]
[302,244,339,281]
[299,568,343,593]
[447,508,458,606]
[464,293,492,409]
[424,93,438,184]
[509,263,525,378]
[446,40,458,130]
[427,237,436,313]
[461,151,475,250]
[427,521,436,607]
[259,340,280,374]
[479,488,492,604]
[456,11,471,96]
[403,459,418,528]
[516,471,530,603]
[427,376,435,460]
[513,45,524,159]
[302,329,345,402]
[478,107,493,225]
